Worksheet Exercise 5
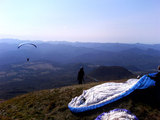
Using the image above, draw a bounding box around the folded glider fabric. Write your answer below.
[95,108,138,120]
[68,73,156,113]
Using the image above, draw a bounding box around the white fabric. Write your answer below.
[101,110,136,120]
[69,79,139,108]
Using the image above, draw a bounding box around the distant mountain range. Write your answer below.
[0,38,160,99]
[0,38,160,71]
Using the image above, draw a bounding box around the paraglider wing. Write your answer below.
[18,43,37,49]
[18,42,37,62]
[68,74,156,113]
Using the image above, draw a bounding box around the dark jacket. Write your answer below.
[77,68,85,84]
[149,72,160,86]
[148,72,160,102]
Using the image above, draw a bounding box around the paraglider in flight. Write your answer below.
[18,43,37,62]
[18,43,37,49]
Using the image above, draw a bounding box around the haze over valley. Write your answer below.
[0,38,160,99]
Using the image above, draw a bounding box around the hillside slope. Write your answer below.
[89,66,134,81]
[0,81,160,120]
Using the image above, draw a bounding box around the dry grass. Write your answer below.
[0,81,160,120]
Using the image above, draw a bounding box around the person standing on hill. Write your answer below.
[27,58,30,62]
[148,65,160,102]
[77,67,85,84]
[148,66,160,87]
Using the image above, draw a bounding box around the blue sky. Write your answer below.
[0,0,159,43]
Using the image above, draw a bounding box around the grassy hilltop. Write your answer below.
[0,80,160,120]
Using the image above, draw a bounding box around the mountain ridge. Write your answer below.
[0,39,160,71]
[89,66,134,81]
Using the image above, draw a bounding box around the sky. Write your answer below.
[0,0,159,43]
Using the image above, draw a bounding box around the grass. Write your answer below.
[0,80,160,120]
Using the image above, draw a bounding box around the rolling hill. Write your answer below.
[89,66,134,81]
[0,81,160,120]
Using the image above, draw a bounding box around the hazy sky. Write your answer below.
[0,0,159,43]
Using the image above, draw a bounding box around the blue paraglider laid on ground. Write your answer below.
[68,73,156,113]
[95,108,138,120]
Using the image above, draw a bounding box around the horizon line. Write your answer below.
[0,38,160,45]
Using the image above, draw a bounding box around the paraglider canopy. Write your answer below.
[18,43,37,49]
